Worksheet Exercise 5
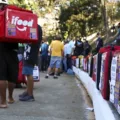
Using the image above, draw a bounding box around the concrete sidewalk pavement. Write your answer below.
[0,73,89,120]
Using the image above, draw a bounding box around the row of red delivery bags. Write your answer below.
[71,45,120,114]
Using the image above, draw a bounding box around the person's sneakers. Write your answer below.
[19,92,28,98]
[53,76,58,79]
[19,95,35,102]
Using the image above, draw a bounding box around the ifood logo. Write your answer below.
[11,16,34,31]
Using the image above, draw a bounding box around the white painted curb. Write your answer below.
[73,66,115,120]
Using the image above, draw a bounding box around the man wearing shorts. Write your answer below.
[0,43,18,108]
[19,25,42,101]
[0,0,19,108]
[45,35,64,79]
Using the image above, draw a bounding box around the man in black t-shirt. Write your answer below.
[74,37,84,56]
[19,24,42,102]
[0,43,18,108]
[83,39,91,57]
[96,33,103,53]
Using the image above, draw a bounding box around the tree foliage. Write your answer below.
[9,0,67,17]
[8,0,108,39]
[59,0,102,38]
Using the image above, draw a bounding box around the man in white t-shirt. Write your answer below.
[68,39,75,55]
[65,38,75,69]
[63,40,69,72]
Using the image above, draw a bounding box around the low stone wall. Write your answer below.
[73,66,115,120]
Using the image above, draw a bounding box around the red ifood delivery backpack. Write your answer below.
[0,5,38,43]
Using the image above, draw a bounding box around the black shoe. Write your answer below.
[19,95,35,102]
[45,75,49,78]
[53,76,58,79]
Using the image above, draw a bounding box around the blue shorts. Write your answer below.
[22,66,34,75]
[49,56,62,69]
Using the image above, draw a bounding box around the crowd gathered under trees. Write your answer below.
[40,20,120,75]
[1,0,120,107]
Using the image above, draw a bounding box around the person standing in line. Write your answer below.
[40,38,49,72]
[0,0,19,108]
[96,33,103,53]
[68,37,75,54]
[19,24,42,101]
[74,37,84,56]
[66,37,75,69]
[83,39,91,57]
[63,40,69,72]
[45,35,64,79]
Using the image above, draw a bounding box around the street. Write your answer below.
[0,73,94,120]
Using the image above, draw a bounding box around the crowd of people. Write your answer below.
[39,36,92,79]
[0,0,106,109]
[0,0,42,108]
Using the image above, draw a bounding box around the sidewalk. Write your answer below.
[0,73,88,120]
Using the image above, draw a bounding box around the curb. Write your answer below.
[73,66,115,120]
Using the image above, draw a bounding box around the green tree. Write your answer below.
[59,0,102,38]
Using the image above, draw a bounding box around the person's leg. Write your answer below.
[19,66,34,101]
[38,55,41,71]
[66,55,69,69]
[42,56,47,71]
[54,67,59,75]
[54,57,62,79]
[67,56,72,69]
[57,59,62,76]
[26,75,34,96]
[7,51,18,104]
[0,81,7,108]
[45,67,52,78]
[41,56,44,71]
[63,57,67,72]
[47,67,52,74]
[8,82,16,103]
[44,56,48,71]
[0,51,17,108]
[45,57,55,78]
